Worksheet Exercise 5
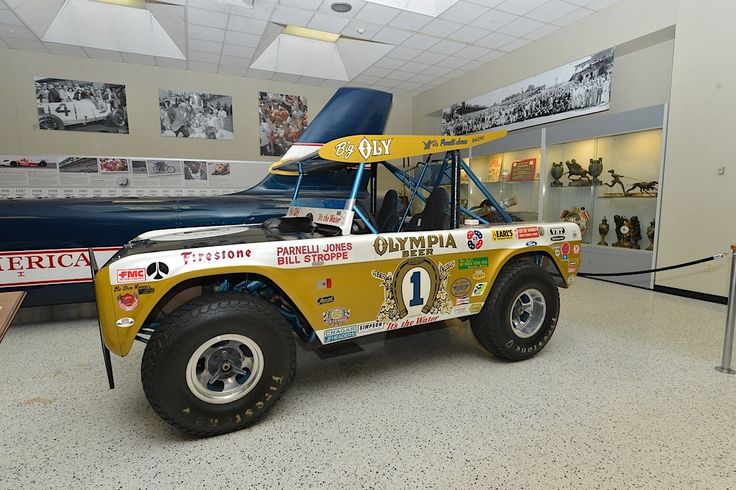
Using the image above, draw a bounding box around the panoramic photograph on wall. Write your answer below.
[159,90,234,140]
[442,48,614,135]
[258,92,308,156]
[34,77,128,134]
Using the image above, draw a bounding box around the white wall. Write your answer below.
[0,48,413,190]
[655,0,736,297]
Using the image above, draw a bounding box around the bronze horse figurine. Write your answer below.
[564,159,591,184]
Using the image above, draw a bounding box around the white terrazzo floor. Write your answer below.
[1,278,735,489]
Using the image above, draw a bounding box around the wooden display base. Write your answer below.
[0,291,26,344]
[600,192,658,198]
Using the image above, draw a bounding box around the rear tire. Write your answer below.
[470,260,559,361]
[141,292,295,436]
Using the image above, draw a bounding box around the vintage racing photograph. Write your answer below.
[59,157,99,173]
[98,158,129,173]
[184,161,208,181]
[208,161,230,176]
[0,156,57,169]
[159,90,233,140]
[259,91,308,156]
[146,160,182,176]
[35,77,128,134]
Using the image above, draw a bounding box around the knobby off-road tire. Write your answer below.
[141,292,295,436]
[470,260,560,361]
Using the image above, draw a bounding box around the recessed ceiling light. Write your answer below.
[331,2,352,13]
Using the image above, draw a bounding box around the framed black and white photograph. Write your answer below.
[184,161,208,181]
[258,92,308,156]
[34,77,128,134]
[146,160,182,176]
[59,157,99,173]
[159,90,233,140]
[442,48,614,135]
[208,161,230,176]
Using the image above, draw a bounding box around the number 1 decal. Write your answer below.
[409,270,423,307]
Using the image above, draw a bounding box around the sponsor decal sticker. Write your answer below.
[451,305,471,316]
[181,248,251,265]
[451,278,471,298]
[0,247,118,288]
[470,303,483,313]
[472,269,486,280]
[561,242,571,256]
[324,325,357,343]
[373,234,457,258]
[316,278,332,289]
[568,265,578,274]
[517,226,540,239]
[116,317,135,328]
[146,262,169,280]
[317,295,334,305]
[277,242,351,266]
[550,235,565,242]
[466,230,484,250]
[491,229,514,240]
[549,226,565,235]
[459,257,489,270]
[472,282,487,296]
[455,296,470,306]
[525,241,538,247]
[573,244,580,255]
[117,292,138,311]
[356,321,384,335]
[323,307,350,326]
[137,286,155,295]
[118,268,145,283]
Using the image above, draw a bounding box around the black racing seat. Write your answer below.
[406,187,450,231]
[376,189,400,232]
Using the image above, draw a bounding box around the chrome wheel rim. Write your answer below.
[509,288,546,339]
[186,334,264,405]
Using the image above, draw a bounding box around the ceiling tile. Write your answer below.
[0,38,6,49]
[280,0,322,8]
[450,25,488,44]
[188,38,222,54]
[318,0,367,18]
[83,47,123,61]
[495,0,548,15]
[469,8,517,29]
[375,26,412,45]
[388,45,422,60]
[563,0,595,5]
[464,0,505,6]
[354,2,400,24]
[475,49,504,61]
[427,38,466,55]
[413,50,446,65]
[353,73,381,84]
[217,65,247,76]
[44,42,88,57]
[475,31,515,49]
[523,22,559,40]
[526,0,580,22]
[371,78,400,89]
[188,7,229,28]
[0,8,21,25]
[298,75,326,85]
[587,0,620,10]
[246,68,275,79]
[0,23,36,40]
[320,78,346,87]
[442,55,470,68]
[499,37,530,52]
[341,19,382,39]
[270,5,313,26]
[453,44,491,59]
[187,0,231,14]
[224,30,260,47]
[0,2,8,9]
[227,15,267,34]
[422,65,454,77]
[552,6,593,25]
[230,0,276,20]
[388,10,432,31]
[120,52,157,65]
[439,1,490,23]
[188,50,221,63]
[188,24,226,42]
[383,70,414,81]
[497,17,545,37]
[222,44,255,57]
[401,32,440,50]
[3,37,47,52]
[156,57,188,69]
[187,61,218,73]
[373,57,406,69]
[367,66,392,77]
[409,73,437,84]
[398,60,432,73]
[219,54,250,66]
[420,18,463,38]
[308,12,350,32]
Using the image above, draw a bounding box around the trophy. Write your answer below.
[588,157,603,185]
[630,216,642,249]
[598,217,609,246]
[560,206,591,236]
[566,159,592,186]
[646,219,656,251]
[612,215,633,248]
[550,161,564,187]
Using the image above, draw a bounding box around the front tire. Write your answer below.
[470,260,559,361]
[141,292,296,436]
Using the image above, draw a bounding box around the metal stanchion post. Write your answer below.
[716,244,736,374]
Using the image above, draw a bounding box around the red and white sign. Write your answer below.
[0,247,119,288]
[117,268,146,283]
[516,226,540,239]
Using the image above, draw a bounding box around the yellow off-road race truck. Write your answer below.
[92,131,581,436]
